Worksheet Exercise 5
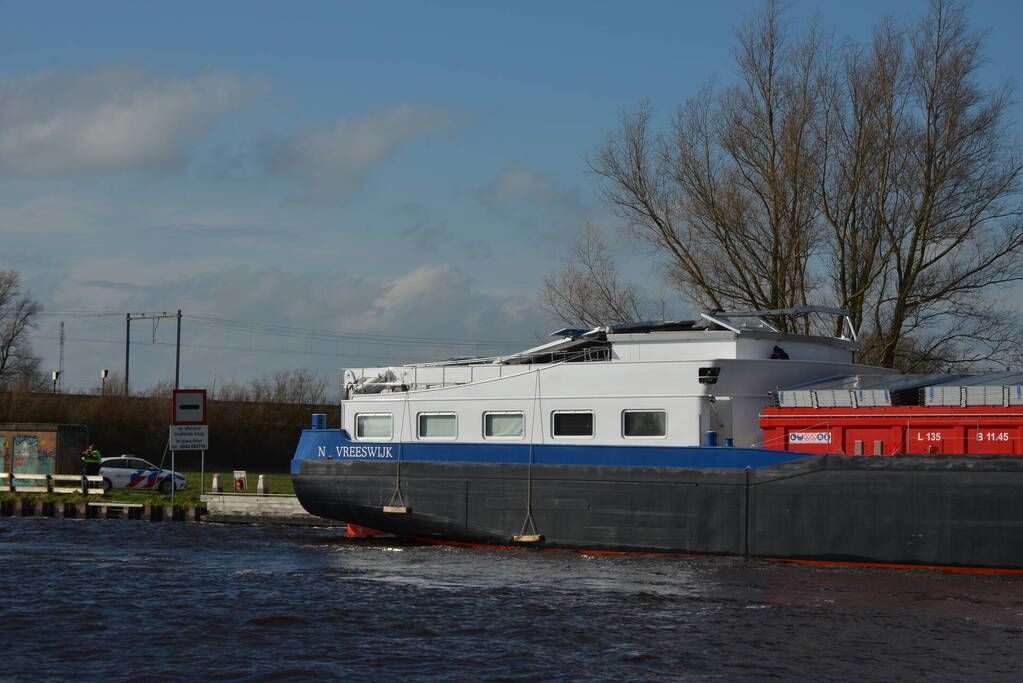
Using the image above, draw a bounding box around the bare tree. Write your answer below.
[250,369,327,404]
[95,372,126,397]
[207,369,328,404]
[0,270,42,387]
[542,0,1023,370]
[822,1,1023,370]
[539,224,648,327]
[866,1,1023,369]
[815,17,909,341]
[555,0,827,333]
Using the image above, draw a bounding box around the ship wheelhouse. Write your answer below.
[338,307,878,449]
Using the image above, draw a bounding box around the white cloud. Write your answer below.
[343,264,468,333]
[29,261,554,392]
[481,165,576,208]
[475,164,593,243]
[0,66,262,175]
[0,191,101,234]
[267,105,455,201]
[341,264,546,350]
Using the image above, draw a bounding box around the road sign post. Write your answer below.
[171,389,209,502]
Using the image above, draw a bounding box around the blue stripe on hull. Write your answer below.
[291,429,811,473]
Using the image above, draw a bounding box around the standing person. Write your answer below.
[81,445,101,475]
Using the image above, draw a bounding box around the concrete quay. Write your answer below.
[201,492,344,526]
[0,493,344,527]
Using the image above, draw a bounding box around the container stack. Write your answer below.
[922,371,1023,407]
[765,370,1023,456]
[775,374,956,409]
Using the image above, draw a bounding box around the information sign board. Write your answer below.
[170,424,209,451]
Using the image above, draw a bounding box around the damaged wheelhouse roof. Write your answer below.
[432,305,859,368]
[342,306,860,395]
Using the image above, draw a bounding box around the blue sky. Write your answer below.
[3,0,1022,395]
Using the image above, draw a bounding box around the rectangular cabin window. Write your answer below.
[355,413,393,440]
[418,412,457,439]
[552,411,594,438]
[484,412,524,439]
[622,410,667,438]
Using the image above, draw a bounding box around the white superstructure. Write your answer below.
[339,308,886,449]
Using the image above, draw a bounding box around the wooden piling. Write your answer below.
[0,497,203,524]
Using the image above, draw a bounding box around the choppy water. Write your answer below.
[2,519,1023,681]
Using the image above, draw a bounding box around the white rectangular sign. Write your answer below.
[170,424,209,450]
[173,389,207,425]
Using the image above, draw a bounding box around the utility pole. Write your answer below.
[58,321,64,392]
[175,309,182,390]
[124,311,183,395]
[124,313,130,396]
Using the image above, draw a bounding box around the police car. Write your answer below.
[98,456,188,494]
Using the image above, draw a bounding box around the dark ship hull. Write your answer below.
[293,450,1023,570]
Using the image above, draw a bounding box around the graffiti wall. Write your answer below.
[12,435,51,486]
[0,425,87,477]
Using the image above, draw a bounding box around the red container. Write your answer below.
[760,406,1023,455]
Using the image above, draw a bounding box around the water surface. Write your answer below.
[2,518,1022,681]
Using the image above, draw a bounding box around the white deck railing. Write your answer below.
[0,472,105,495]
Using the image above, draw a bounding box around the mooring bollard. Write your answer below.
[256,474,269,495]
[211,473,223,493]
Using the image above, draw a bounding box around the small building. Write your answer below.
[0,423,89,478]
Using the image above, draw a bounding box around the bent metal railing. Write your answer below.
[350,346,614,394]
[0,473,105,495]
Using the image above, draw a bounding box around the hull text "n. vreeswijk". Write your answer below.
[318,445,394,459]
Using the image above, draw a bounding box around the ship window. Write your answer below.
[484,412,524,439]
[622,410,666,438]
[552,411,593,438]
[355,413,392,440]
[418,413,457,439]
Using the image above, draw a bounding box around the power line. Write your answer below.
[184,315,532,348]
[35,311,126,319]
[29,333,446,365]
[33,310,535,349]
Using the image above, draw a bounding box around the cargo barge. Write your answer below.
[291,308,1023,569]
